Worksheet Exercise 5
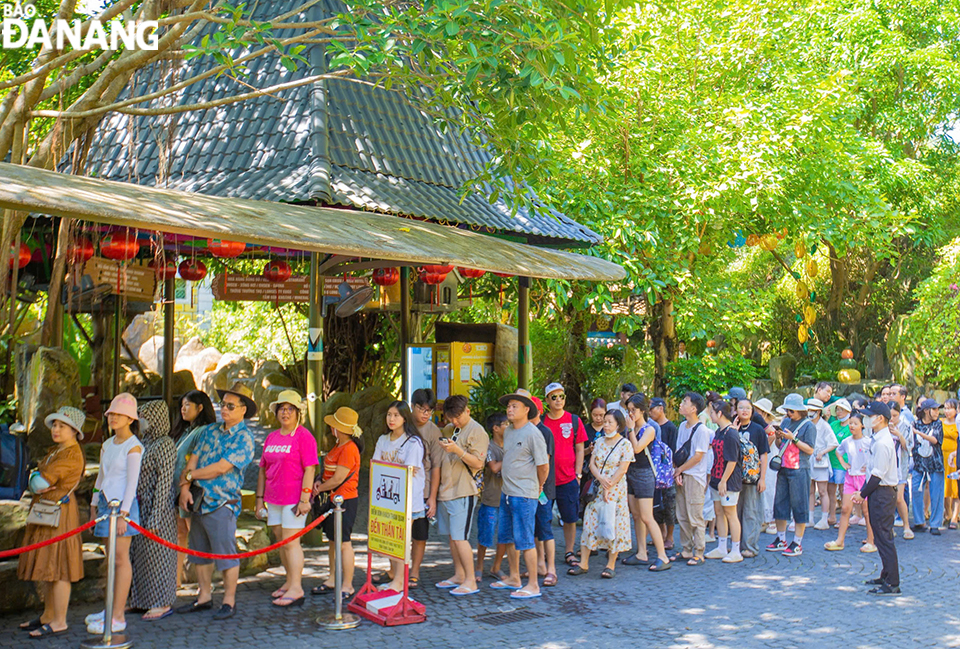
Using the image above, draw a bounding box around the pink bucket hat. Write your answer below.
[105,392,139,420]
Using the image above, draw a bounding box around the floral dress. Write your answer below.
[581,435,634,553]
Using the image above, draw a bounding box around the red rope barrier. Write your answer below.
[0,519,98,559]
[126,510,332,560]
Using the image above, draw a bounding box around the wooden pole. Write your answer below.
[518,276,530,390]
[400,266,411,400]
[163,276,175,409]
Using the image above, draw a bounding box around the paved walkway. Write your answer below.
[3,522,958,648]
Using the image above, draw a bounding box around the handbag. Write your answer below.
[769,436,787,471]
[580,438,623,509]
[187,482,205,513]
[26,448,82,527]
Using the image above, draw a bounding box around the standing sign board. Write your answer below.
[367,461,412,562]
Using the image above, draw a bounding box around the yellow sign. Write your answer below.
[368,460,412,562]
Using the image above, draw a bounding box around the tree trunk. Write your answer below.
[825,241,848,334]
[559,302,588,416]
[648,296,675,398]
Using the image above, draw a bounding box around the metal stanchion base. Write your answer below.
[80,633,133,649]
[316,612,361,630]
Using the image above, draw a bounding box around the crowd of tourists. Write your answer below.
[16,376,943,636]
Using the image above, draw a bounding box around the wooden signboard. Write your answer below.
[82,257,157,302]
[211,274,370,303]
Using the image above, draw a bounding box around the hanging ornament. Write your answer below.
[809,291,816,302]
[149,258,178,281]
[798,324,809,344]
[100,231,140,261]
[458,267,486,279]
[372,267,400,286]
[760,234,778,251]
[803,305,816,326]
[795,314,802,323]
[8,242,31,269]
[805,258,818,278]
[796,280,810,302]
[263,260,292,283]
[493,272,513,278]
[791,271,802,280]
[733,230,746,247]
[802,341,809,354]
[207,238,246,259]
[422,264,453,275]
[67,237,94,264]
[420,270,446,285]
[794,240,806,259]
[841,348,854,360]
[778,227,788,240]
[31,243,52,264]
[178,259,207,281]
[746,234,760,247]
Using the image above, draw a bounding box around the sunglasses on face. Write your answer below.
[219,401,244,411]
[549,394,566,401]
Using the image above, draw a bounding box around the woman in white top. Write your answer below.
[86,393,143,635]
[371,401,426,594]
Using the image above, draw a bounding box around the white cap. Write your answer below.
[544,382,564,397]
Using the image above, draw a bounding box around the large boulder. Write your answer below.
[137,334,181,374]
[253,371,294,410]
[119,369,162,397]
[934,389,952,407]
[172,369,198,396]
[254,359,284,379]
[0,548,105,613]
[769,353,797,391]
[349,385,391,412]
[17,346,83,458]
[256,385,289,429]
[175,337,222,388]
[121,312,157,359]
[0,498,29,552]
[203,354,254,401]
[864,342,887,380]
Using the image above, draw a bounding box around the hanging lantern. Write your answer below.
[796,280,810,302]
[798,324,809,344]
[794,240,806,258]
[760,234,778,251]
[67,237,94,264]
[372,267,400,286]
[8,242,30,269]
[207,238,246,258]
[493,272,513,278]
[263,260,292,283]
[803,305,817,326]
[422,264,453,275]
[805,258,818,278]
[149,258,178,281]
[420,270,446,285]
[746,234,760,247]
[458,267,486,279]
[100,231,140,261]
[178,259,207,281]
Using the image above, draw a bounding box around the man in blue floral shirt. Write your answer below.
[177,382,256,620]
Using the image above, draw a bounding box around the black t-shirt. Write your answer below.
[739,421,770,455]
[658,419,679,452]
[536,422,556,499]
[630,423,656,470]
[750,411,768,430]
[709,426,742,492]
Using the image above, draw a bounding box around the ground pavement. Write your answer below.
[3,519,959,649]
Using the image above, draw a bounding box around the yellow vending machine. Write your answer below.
[433,341,494,400]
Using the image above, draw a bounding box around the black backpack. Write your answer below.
[0,424,29,500]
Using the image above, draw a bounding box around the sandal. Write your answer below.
[29,624,67,639]
[20,618,42,631]
[488,570,505,581]
[950,522,958,530]
[567,565,588,576]
[564,552,579,566]
[670,552,692,563]
[371,572,392,585]
[408,576,420,588]
[142,607,173,621]
[542,573,558,587]
[621,555,649,566]
[600,567,615,579]
[686,556,705,566]
[649,558,671,572]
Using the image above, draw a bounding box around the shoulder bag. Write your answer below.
[26,450,82,528]
[580,438,624,509]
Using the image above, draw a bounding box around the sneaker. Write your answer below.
[903,528,915,540]
[813,518,830,531]
[868,584,901,596]
[787,521,796,532]
[764,523,778,535]
[782,541,803,557]
[704,547,727,560]
[865,577,885,585]
[722,551,744,563]
[860,543,877,553]
[84,610,105,625]
[87,618,125,635]
[766,539,788,552]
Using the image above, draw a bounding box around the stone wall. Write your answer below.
[15,346,83,458]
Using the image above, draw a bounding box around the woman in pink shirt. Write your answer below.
[255,390,319,607]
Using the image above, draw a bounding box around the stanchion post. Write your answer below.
[317,495,360,630]
[81,500,132,649]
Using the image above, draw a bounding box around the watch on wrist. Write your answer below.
[185,470,193,482]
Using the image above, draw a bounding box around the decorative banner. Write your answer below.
[368,461,412,563]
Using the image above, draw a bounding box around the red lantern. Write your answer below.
[493,272,512,278]
[420,270,446,285]
[67,237,94,264]
[149,258,178,281]
[207,238,246,258]
[372,267,400,286]
[100,231,140,261]
[422,264,453,274]
[458,267,486,279]
[9,242,30,269]
[263,260,292,283]
[178,259,207,281]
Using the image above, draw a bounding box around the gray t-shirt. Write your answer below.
[501,422,549,500]
[480,441,505,507]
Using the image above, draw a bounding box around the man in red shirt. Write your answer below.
[542,382,587,567]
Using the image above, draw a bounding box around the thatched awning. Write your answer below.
[0,163,623,281]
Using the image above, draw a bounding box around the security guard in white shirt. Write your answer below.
[852,401,900,595]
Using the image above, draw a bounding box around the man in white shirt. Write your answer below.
[607,383,636,419]
[853,401,900,595]
[672,392,711,565]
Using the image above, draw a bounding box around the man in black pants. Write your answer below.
[853,401,900,595]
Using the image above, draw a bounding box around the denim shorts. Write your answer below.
[829,468,847,485]
[476,503,499,548]
[626,466,655,499]
[534,498,555,542]
[497,493,538,551]
[774,468,810,523]
[554,479,581,524]
[94,492,140,538]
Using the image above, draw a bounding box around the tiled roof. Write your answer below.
[69,0,600,247]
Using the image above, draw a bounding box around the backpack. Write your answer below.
[643,425,675,489]
[739,430,761,485]
[0,423,29,501]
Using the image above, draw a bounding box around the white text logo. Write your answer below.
[2,2,158,50]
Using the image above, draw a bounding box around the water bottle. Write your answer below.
[428,515,437,526]
[948,471,959,481]
[538,491,548,506]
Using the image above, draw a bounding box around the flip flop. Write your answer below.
[435,580,459,589]
[490,580,521,590]
[450,586,480,596]
[175,599,213,613]
[670,552,692,563]
[311,584,336,595]
[270,587,288,599]
[510,589,542,599]
[408,576,420,588]
[542,573,558,587]
[272,596,305,607]
[370,572,392,585]
[488,570,505,581]
[29,624,67,639]
[142,607,173,621]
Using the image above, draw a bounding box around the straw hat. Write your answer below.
[324,406,362,437]
[806,398,825,411]
[753,398,775,417]
[217,381,257,418]
[44,406,86,440]
[269,389,305,416]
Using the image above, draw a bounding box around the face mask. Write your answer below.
[605,428,620,438]
[807,411,817,419]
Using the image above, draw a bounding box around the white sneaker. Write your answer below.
[764,523,778,535]
[704,547,727,560]
[903,528,915,540]
[84,610,105,625]
[87,618,126,635]
[787,521,796,532]
[722,551,744,563]
[814,518,830,531]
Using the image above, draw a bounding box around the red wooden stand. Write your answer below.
[347,554,426,626]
